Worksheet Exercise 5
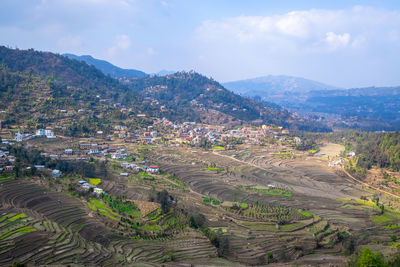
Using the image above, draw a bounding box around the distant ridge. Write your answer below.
[223,75,338,99]
[152,70,176,76]
[63,53,147,79]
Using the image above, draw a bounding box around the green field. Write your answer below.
[89,178,101,186]
[88,198,120,221]
[205,167,220,171]
[0,226,36,240]
[8,213,27,221]
[202,196,221,205]
[238,185,292,197]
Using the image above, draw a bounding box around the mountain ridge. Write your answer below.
[63,53,148,79]
[223,75,339,97]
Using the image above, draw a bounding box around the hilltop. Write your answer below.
[125,71,330,131]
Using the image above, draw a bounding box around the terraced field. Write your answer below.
[0,179,218,265]
[151,146,400,265]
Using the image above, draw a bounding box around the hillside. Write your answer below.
[0,46,153,135]
[0,47,330,132]
[63,53,147,79]
[125,71,331,131]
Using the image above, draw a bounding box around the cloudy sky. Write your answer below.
[1,0,400,88]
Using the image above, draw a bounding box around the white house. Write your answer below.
[94,188,104,195]
[36,129,46,136]
[45,129,55,138]
[146,165,159,173]
[51,169,62,178]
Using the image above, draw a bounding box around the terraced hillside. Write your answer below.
[148,145,400,265]
[0,179,217,265]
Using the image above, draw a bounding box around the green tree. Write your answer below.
[157,189,170,214]
[356,247,386,267]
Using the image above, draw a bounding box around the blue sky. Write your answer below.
[1,0,400,88]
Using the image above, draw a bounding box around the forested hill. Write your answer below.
[0,46,147,133]
[0,46,128,97]
[0,46,330,132]
[125,71,331,131]
[350,132,400,172]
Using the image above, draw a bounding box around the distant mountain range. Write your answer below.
[223,75,338,104]
[224,75,400,130]
[63,53,148,79]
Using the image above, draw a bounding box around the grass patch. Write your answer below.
[371,215,389,224]
[238,185,292,197]
[0,176,13,183]
[0,226,36,240]
[209,227,228,233]
[8,213,27,221]
[119,157,133,162]
[202,196,221,205]
[89,198,120,221]
[273,152,295,159]
[385,224,400,230]
[213,146,225,151]
[338,198,380,211]
[89,178,101,186]
[300,210,314,218]
[205,167,220,171]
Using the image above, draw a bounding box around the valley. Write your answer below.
[0,46,399,266]
[1,125,400,266]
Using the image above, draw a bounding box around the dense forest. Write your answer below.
[350,132,400,172]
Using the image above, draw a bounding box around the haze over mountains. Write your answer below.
[223,75,338,99]
[224,75,400,131]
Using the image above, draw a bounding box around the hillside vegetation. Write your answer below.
[126,71,330,131]
[0,46,330,132]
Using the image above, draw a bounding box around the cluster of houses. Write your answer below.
[10,128,56,143]
[77,142,129,159]
[78,180,104,195]
[0,146,14,172]
[328,152,355,168]
[146,118,290,146]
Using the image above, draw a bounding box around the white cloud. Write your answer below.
[107,34,131,56]
[324,32,350,50]
[195,6,400,51]
[193,6,400,87]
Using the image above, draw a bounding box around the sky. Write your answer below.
[1,0,400,88]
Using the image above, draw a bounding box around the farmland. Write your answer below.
[1,136,400,266]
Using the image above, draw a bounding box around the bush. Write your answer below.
[347,247,386,267]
